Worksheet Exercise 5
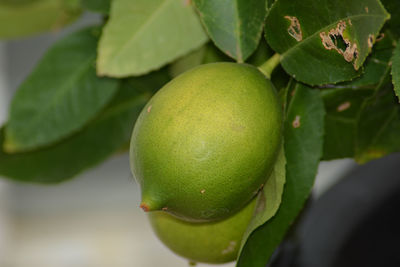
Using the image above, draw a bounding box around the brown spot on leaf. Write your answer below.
[162,207,168,211]
[319,20,359,69]
[368,34,374,49]
[365,6,369,13]
[147,105,152,113]
[200,189,206,194]
[337,101,351,112]
[284,16,303,41]
[292,115,301,128]
[183,0,191,6]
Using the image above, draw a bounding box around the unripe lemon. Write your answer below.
[148,197,257,264]
[130,62,282,221]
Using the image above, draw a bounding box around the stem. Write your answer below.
[258,53,281,79]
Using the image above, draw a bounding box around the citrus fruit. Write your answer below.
[148,196,257,264]
[130,62,282,221]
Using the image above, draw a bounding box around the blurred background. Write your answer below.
[0,12,358,267]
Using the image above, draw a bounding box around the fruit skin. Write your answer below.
[148,197,257,264]
[130,62,282,222]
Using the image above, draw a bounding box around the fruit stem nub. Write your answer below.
[258,53,281,79]
[140,202,151,212]
[139,196,164,212]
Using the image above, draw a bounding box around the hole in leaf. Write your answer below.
[329,34,349,52]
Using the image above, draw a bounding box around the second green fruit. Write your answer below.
[148,197,257,264]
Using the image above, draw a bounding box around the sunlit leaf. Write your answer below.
[4,27,118,153]
[97,0,208,77]
[0,0,81,39]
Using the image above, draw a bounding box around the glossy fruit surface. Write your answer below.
[130,62,282,221]
[148,197,257,264]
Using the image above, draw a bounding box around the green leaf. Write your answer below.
[380,0,400,38]
[169,43,232,78]
[168,39,270,79]
[169,46,207,78]
[321,37,393,160]
[0,70,170,183]
[391,42,400,101]
[246,39,274,67]
[194,0,266,62]
[238,143,286,257]
[0,0,81,39]
[4,27,118,153]
[265,0,390,85]
[97,0,208,77]
[322,88,374,160]
[237,83,325,267]
[322,56,400,163]
[81,0,110,14]
[355,84,400,163]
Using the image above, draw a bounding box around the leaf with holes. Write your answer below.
[237,83,325,267]
[322,42,394,160]
[391,42,400,102]
[4,27,118,153]
[0,70,170,183]
[265,0,390,85]
[0,0,81,39]
[338,35,394,88]
[97,0,208,77]
[194,0,266,62]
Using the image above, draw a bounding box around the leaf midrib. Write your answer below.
[108,0,172,64]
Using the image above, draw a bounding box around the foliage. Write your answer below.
[0,0,81,39]
[0,0,398,266]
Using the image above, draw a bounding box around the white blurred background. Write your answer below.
[0,13,356,267]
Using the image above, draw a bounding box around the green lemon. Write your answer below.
[130,62,282,222]
[148,197,257,264]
